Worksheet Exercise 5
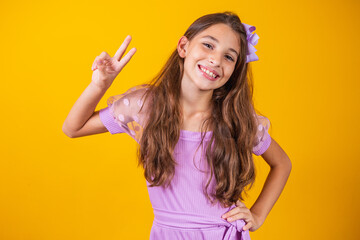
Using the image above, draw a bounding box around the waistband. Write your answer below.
[153,207,250,240]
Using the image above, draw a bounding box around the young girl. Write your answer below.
[63,11,291,240]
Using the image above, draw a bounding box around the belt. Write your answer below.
[153,207,250,240]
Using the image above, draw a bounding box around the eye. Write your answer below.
[225,55,235,62]
[203,43,235,62]
[203,43,213,49]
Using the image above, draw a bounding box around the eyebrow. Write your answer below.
[201,35,239,57]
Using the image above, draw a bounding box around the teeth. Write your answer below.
[200,66,217,78]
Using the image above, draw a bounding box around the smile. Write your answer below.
[198,65,219,80]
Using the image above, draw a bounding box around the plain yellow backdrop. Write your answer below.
[1,0,359,239]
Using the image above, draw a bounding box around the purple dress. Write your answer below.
[99,85,272,240]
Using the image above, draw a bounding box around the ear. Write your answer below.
[177,36,189,58]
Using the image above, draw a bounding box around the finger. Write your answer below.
[95,52,111,67]
[102,58,111,66]
[97,60,106,71]
[96,58,110,67]
[92,56,99,71]
[99,51,111,59]
[224,207,252,221]
[236,200,246,207]
[115,47,137,71]
[243,222,253,231]
[114,35,133,61]
[226,212,248,222]
[97,56,110,68]
[221,207,241,219]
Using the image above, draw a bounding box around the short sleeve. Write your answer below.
[252,114,271,156]
[99,107,126,134]
[99,84,150,143]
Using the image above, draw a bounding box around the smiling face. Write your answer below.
[177,23,241,92]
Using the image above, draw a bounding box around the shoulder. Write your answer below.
[107,84,151,106]
[252,113,271,156]
[103,84,153,142]
[254,114,271,130]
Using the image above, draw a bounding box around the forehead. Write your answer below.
[194,23,240,50]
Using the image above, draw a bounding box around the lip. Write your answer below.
[198,64,220,77]
[197,65,220,82]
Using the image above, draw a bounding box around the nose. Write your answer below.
[208,52,221,66]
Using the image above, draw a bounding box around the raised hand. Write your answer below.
[91,35,137,90]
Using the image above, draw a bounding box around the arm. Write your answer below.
[249,137,292,227]
[222,137,292,231]
[62,35,137,138]
[62,83,108,138]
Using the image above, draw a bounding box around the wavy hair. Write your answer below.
[137,11,261,208]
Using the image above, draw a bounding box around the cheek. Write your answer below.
[184,49,203,67]
[190,47,206,58]
[225,66,236,78]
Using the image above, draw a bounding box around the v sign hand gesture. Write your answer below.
[91,35,137,90]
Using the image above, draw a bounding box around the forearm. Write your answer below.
[62,82,107,135]
[250,162,291,223]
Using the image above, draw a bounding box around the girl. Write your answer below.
[63,11,292,240]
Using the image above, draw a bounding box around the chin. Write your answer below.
[192,81,215,91]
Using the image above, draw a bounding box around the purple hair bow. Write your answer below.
[242,23,260,63]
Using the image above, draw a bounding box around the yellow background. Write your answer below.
[1,0,359,239]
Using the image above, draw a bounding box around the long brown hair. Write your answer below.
[137,11,261,208]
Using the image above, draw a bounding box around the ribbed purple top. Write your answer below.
[99,104,271,239]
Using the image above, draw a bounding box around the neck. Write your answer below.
[180,81,213,119]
